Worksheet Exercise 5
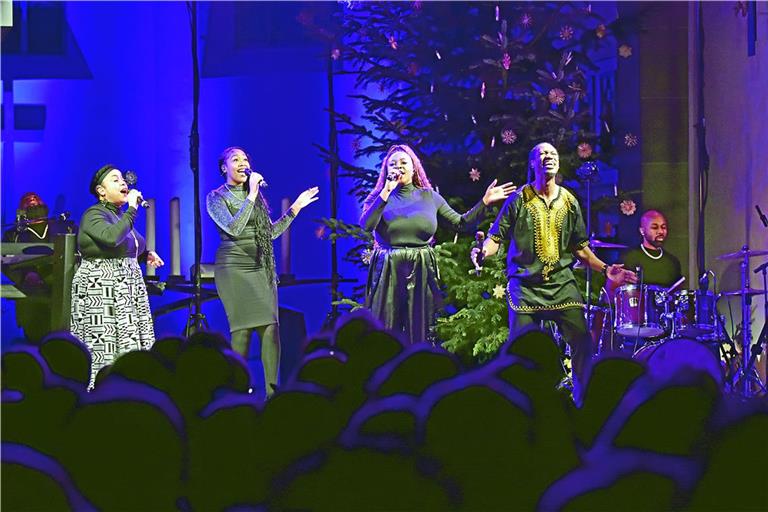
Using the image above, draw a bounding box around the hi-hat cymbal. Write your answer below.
[720,288,767,297]
[717,248,768,260]
[589,238,627,249]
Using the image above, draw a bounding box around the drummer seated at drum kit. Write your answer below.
[605,209,720,353]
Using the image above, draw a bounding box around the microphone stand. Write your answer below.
[576,162,599,342]
[184,1,208,336]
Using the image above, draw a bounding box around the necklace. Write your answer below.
[25,223,49,240]
[640,244,663,260]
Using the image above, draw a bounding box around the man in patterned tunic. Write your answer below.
[473,142,637,396]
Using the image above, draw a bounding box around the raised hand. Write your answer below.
[291,186,320,214]
[482,179,517,206]
[147,251,165,269]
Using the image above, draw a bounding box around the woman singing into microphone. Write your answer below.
[71,164,164,388]
[206,146,319,397]
[360,144,515,344]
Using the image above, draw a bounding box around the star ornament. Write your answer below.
[624,132,639,148]
[469,168,481,182]
[492,284,506,299]
[619,44,633,58]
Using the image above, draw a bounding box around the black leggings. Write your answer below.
[230,323,280,396]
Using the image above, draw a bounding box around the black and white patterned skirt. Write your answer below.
[70,257,155,386]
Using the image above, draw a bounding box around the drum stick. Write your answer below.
[666,276,686,294]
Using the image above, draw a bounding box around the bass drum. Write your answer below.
[633,338,723,388]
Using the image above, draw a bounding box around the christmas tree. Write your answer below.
[301,1,637,360]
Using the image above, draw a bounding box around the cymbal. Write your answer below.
[589,238,627,249]
[720,288,767,297]
[717,248,768,260]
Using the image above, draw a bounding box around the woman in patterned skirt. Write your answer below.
[206,146,318,397]
[70,164,164,387]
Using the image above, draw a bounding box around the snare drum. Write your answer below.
[614,284,667,338]
[672,290,716,337]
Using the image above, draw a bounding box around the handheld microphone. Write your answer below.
[244,169,268,188]
[386,169,403,182]
[58,211,71,221]
[123,171,150,208]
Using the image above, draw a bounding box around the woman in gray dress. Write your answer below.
[206,147,318,396]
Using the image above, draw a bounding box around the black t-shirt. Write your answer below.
[622,245,682,287]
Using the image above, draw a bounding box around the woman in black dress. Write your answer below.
[360,144,515,344]
[71,164,164,388]
[206,146,318,396]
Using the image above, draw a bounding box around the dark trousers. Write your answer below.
[508,307,593,385]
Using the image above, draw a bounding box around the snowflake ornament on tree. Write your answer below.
[559,25,574,41]
[520,12,533,28]
[620,199,637,216]
[577,142,593,159]
[501,129,517,145]
[492,284,506,299]
[548,88,566,105]
[624,132,639,148]
[469,168,481,182]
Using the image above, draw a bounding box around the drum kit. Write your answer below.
[586,240,768,397]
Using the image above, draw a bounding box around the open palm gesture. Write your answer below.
[482,179,517,206]
[291,186,320,214]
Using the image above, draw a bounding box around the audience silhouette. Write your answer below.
[2,311,766,511]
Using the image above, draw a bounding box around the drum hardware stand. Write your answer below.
[739,260,768,395]
[731,245,763,397]
[575,162,599,336]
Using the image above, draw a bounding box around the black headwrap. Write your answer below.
[90,164,118,199]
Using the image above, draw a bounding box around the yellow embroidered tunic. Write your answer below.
[488,184,589,312]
